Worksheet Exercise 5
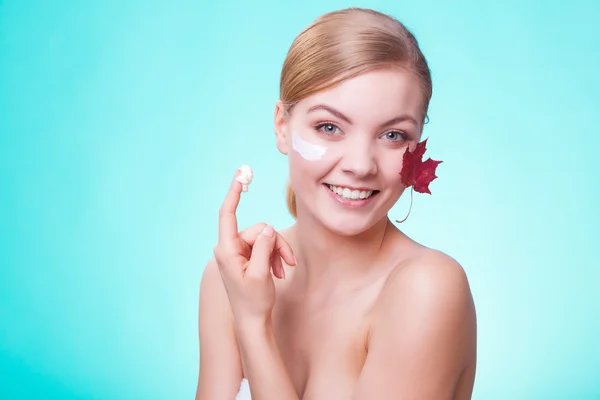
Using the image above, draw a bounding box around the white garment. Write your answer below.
[235,378,251,400]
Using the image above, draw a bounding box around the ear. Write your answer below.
[274,100,289,155]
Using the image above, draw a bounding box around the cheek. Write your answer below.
[379,150,406,186]
[289,128,341,164]
[289,152,324,180]
[288,130,335,178]
[287,150,334,196]
[378,151,407,209]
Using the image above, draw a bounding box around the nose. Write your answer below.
[338,138,378,178]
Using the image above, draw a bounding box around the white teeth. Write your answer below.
[327,185,374,200]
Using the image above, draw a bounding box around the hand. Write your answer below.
[213,170,297,324]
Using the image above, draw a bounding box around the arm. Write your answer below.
[229,228,299,400]
[352,252,477,400]
[195,258,244,400]
[238,322,298,400]
[234,317,299,400]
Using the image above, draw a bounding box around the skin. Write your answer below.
[196,67,477,399]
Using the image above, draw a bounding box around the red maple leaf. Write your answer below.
[400,138,442,194]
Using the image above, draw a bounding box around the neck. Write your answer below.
[287,210,395,295]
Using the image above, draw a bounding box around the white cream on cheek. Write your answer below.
[291,131,327,161]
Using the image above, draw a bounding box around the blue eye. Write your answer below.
[382,131,408,141]
[315,123,341,135]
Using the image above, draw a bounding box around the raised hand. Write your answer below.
[212,169,297,323]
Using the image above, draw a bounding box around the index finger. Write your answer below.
[218,170,243,243]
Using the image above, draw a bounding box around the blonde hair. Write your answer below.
[280,8,432,218]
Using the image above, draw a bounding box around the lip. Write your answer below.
[323,184,379,208]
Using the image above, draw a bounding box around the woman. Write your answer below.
[196,7,477,400]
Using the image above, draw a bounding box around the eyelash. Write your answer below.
[313,121,410,142]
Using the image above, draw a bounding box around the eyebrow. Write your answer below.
[306,104,419,128]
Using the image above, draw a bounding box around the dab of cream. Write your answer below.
[291,132,327,161]
[236,165,253,192]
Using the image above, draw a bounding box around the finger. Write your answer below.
[213,243,247,272]
[239,224,297,266]
[276,237,297,267]
[238,223,267,242]
[240,225,287,277]
[270,252,285,279]
[246,225,277,279]
[218,169,243,244]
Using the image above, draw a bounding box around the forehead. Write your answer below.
[294,68,424,124]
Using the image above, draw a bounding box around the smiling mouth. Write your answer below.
[324,184,380,201]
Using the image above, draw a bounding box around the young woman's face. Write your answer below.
[275,67,425,236]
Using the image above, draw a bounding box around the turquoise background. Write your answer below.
[1,0,599,399]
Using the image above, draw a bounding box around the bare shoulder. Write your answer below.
[200,257,226,297]
[196,257,243,399]
[385,248,474,306]
[372,247,477,365]
[199,257,232,320]
[354,248,476,398]
[199,256,236,339]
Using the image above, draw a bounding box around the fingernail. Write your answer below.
[293,255,298,265]
[262,225,275,238]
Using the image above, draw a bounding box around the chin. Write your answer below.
[319,216,381,237]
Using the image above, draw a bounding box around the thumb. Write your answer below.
[246,225,277,279]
